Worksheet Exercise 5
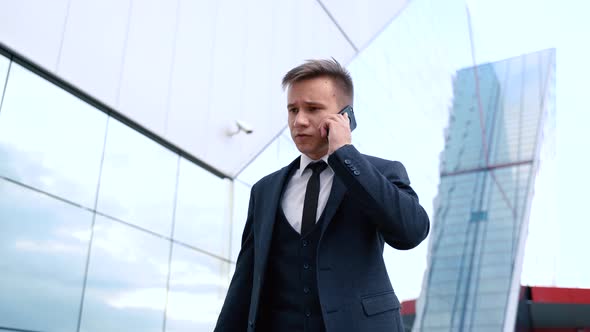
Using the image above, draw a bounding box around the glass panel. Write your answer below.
[0,52,9,102]
[79,215,169,332]
[0,62,108,208]
[173,157,230,258]
[0,178,92,332]
[97,118,178,236]
[165,244,229,332]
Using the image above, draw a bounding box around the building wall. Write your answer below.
[0,52,236,331]
[0,0,408,178]
[412,49,556,331]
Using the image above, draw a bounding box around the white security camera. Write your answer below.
[227,120,254,136]
[236,120,254,134]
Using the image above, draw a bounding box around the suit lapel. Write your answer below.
[320,174,347,235]
[256,157,300,266]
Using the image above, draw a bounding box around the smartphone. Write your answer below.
[339,105,357,131]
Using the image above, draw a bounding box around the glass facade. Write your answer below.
[413,49,556,331]
[0,51,231,332]
[0,62,107,209]
[0,179,92,332]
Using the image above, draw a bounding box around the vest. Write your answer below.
[257,206,327,332]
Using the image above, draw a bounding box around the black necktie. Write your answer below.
[301,161,328,235]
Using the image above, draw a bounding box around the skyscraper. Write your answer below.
[413,48,556,332]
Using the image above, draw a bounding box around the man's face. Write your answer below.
[287,76,341,160]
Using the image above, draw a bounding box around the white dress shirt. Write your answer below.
[281,154,335,234]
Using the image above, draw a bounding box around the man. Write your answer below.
[214,59,430,332]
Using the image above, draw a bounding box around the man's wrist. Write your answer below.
[329,143,353,156]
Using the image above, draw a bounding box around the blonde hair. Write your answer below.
[282,58,353,105]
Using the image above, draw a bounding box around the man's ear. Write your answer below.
[339,94,353,110]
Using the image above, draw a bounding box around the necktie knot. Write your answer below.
[306,161,328,175]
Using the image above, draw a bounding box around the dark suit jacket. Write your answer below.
[214,145,430,332]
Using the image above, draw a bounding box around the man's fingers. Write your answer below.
[319,120,329,138]
[319,114,350,138]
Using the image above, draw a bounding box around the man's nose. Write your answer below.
[293,112,309,127]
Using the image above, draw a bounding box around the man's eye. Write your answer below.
[289,108,298,113]
[309,107,318,112]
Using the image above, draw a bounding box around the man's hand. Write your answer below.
[320,112,352,155]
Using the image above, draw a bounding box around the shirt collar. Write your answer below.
[298,154,330,177]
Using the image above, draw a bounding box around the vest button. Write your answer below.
[304,286,310,294]
[302,240,308,247]
[303,263,310,269]
[305,310,311,317]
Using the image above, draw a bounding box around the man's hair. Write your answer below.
[282,58,354,105]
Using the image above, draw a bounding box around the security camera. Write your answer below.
[227,120,254,136]
[236,120,254,134]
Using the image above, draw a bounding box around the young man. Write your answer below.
[214,59,430,332]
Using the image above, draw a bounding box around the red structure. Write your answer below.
[400,286,590,332]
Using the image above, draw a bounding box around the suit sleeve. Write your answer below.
[328,144,430,249]
[214,187,256,331]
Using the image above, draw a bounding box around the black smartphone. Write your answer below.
[338,105,357,131]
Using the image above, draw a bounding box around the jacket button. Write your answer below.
[303,263,310,269]
[304,286,310,294]
[344,159,351,165]
[302,239,308,247]
[305,310,311,317]
[353,170,360,176]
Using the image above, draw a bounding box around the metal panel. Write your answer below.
[57,0,132,107]
[0,0,69,71]
[319,0,409,51]
[165,0,218,162]
[117,0,179,135]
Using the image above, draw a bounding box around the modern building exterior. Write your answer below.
[0,0,477,331]
[412,49,556,331]
[403,286,590,332]
[0,0,411,178]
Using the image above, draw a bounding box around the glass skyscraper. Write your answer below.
[413,48,556,331]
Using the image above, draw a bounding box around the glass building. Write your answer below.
[412,48,556,331]
[0,52,234,332]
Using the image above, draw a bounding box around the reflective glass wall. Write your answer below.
[412,49,556,331]
[0,52,231,332]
